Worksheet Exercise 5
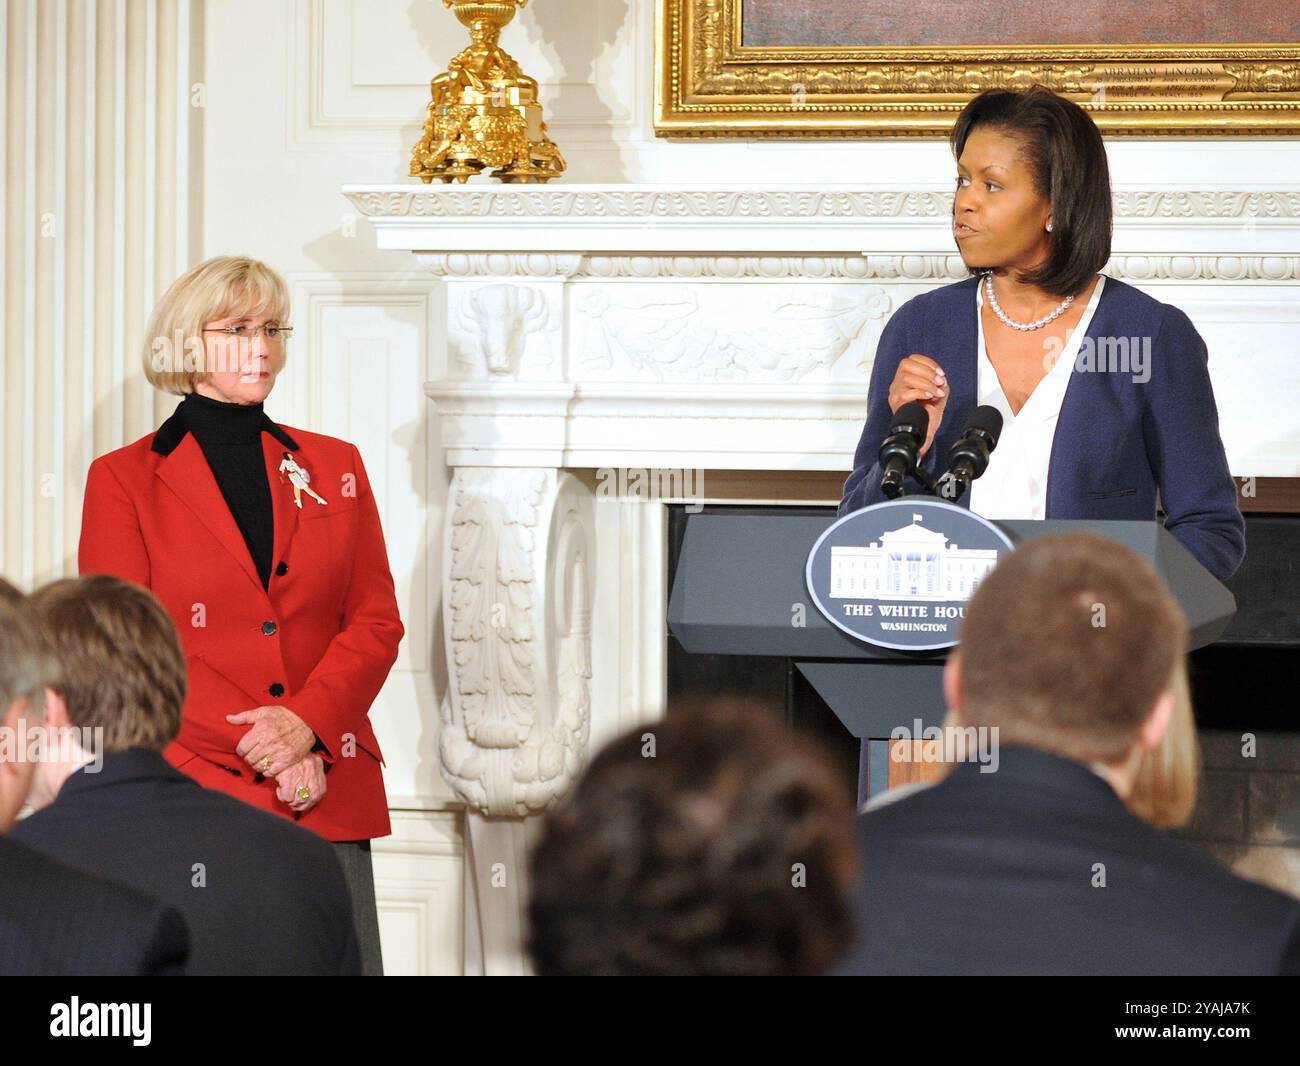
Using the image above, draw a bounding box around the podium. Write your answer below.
[667,510,1236,802]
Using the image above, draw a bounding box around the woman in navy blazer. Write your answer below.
[840,87,1245,582]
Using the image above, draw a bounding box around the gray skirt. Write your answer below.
[331,840,384,976]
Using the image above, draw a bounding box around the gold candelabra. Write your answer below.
[410,0,565,184]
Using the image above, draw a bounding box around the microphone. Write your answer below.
[938,405,1003,502]
[878,401,930,499]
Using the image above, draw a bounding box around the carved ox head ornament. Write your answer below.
[459,283,548,377]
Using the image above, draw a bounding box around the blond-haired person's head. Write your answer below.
[943,532,1193,809]
[1127,659,1199,828]
[24,576,188,811]
[143,255,291,405]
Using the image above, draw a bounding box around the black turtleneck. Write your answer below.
[181,391,274,588]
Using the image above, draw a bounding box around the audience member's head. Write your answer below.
[527,697,857,976]
[0,578,51,831]
[24,576,187,808]
[945,532,1191,801]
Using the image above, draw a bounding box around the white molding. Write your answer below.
[1107,256,1300,282]
[282,270,438,422]
[373,809,464,976]
[373,809,463,857]
[348,186,1300,220]
[384,795,466,814]
[344,184,1300,256]
[412,250,1300,284]
[426,380,872,470]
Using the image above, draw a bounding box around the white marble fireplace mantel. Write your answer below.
[343,181,1300,974]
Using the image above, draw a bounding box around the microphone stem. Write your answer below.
[912,462,939,495]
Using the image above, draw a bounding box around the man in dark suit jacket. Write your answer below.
[837,533,1300,976]
[0,579,190,976]
[0,837,191,976]
[13,575,361,976]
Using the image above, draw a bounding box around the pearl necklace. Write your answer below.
[983,272,1073,332]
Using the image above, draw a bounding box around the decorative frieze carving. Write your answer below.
[348,186,1300,222]
[575,285,892,381]
[413,249,1300,284]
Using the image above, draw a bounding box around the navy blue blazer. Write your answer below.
[11,748,360,976]
[839,274,1246,581]
[835,746,1300,975]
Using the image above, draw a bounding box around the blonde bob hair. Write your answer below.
[143,255,290,395]
[1126,659,1199,829]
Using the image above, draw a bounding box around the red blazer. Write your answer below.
[78,406,404,842]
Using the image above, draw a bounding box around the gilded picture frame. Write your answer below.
[654,0,1300,137]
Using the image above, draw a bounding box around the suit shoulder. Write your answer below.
[859,776,949,820]
[0,836,184,939]
[88,431,164,477]
[1095,273,1156,308]
[859,772,1300,930]
[278,426,356,456]
[3,835,132,901]
[1096,274,1187,328]
[1131,818,1300,912]
[1097,277,1210,376]
[5,803,63,844]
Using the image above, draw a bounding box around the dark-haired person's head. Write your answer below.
[0,577,51,832]
[944,532,1189,801]
[526,698,857,976]
[23,576,187,810]
[950,85,1112,297]
[0,576,23,609]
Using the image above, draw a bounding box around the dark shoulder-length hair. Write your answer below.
[949,85,1112,297]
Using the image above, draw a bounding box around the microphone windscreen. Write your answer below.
[969,404,1003,447]
[892,401,930,439]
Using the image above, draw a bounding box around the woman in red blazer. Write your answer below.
[79,255,403,974]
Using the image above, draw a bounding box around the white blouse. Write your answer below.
[968,274,1107,521]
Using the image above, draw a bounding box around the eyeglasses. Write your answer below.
[202,324,294,341]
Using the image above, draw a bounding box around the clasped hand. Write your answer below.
[226,704,325,813]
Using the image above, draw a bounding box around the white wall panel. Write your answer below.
[374,811,464,976]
